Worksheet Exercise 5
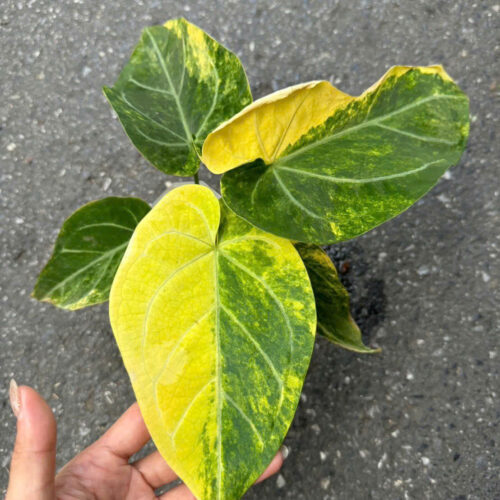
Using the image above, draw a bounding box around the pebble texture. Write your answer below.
[0,1,499,498]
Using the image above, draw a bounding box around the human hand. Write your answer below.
[6,381,284,499]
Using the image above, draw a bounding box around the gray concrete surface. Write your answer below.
[1,1,499,498]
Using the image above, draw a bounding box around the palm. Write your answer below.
[55,448,157,500]
[55,404,194,500]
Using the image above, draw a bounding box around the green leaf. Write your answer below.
[32,197,150,310]
[109,185,316,500]
[295,243,379,354]
[207,66,469,243]
[104,18,252,177]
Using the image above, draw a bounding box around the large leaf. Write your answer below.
[32,197,150,310]
[203,66,469,243]
[295,243,379,353]
[104,18,252,176]
[109,185,315,500]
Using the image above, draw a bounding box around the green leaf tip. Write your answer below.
[295,243,380,354]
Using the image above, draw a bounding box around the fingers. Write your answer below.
[133,450,178,488]
[6,381,57,500]
[158,484,196,500]
[256,450,284,483]
[95,402,150,459]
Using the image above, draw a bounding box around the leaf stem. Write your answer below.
[193,172,200,184]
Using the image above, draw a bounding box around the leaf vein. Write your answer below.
[171,378,216,441]
[219,252,294,359]
[77,222,134,232]
[219,235,282,251]
[119,91,187,142]
[375,123,457,145]
[195,58,220,137]
[152,306,216,389]
[134,126,187,147]
[272,169,328,221]
[123,207,139,226]
[214,247,223,500]
[220,303,283,389]
[270,90,311,162]
[223,392,264,446]
[254,113,271,164]
[141,251,213,377]
[145,28,193,143]
[129,77,174,96]
[277,94,466,164]
[276,159,445,184]
[42,242,128,298]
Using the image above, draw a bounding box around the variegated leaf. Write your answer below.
[32,197,150,310]
[109,185,316,500]
[203,66,469,243]
[104,18,252,176]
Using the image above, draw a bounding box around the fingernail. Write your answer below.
[280,445,290,460]
[9,379,21,418]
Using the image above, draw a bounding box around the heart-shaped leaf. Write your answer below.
[109,185,316,500]
[33,197,150,310]
[104,18,252,176]
[296,243,379,353]
[203,66,469,243]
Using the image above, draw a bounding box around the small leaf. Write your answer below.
[109,185,316,500]
[204,66,469,243]
[104,18,252,176]
[32,197,150,310]
[295,243,379,354]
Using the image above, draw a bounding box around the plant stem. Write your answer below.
[193,172,200,184]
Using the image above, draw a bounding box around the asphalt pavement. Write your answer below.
[1,1,499,498]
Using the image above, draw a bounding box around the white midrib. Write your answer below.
[131,30,220,148]
[194,56,220,138]
[214,244,291,498]
[213,246,223,500]
[145,28,194,147]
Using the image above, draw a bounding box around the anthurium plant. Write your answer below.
[32,18,469,500]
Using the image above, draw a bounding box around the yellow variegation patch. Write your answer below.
[109,185,316,500]
[202,80,350,173]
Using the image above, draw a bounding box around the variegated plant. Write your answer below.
[32,18,469,500]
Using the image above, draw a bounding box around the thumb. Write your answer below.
[6,380,57,500]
